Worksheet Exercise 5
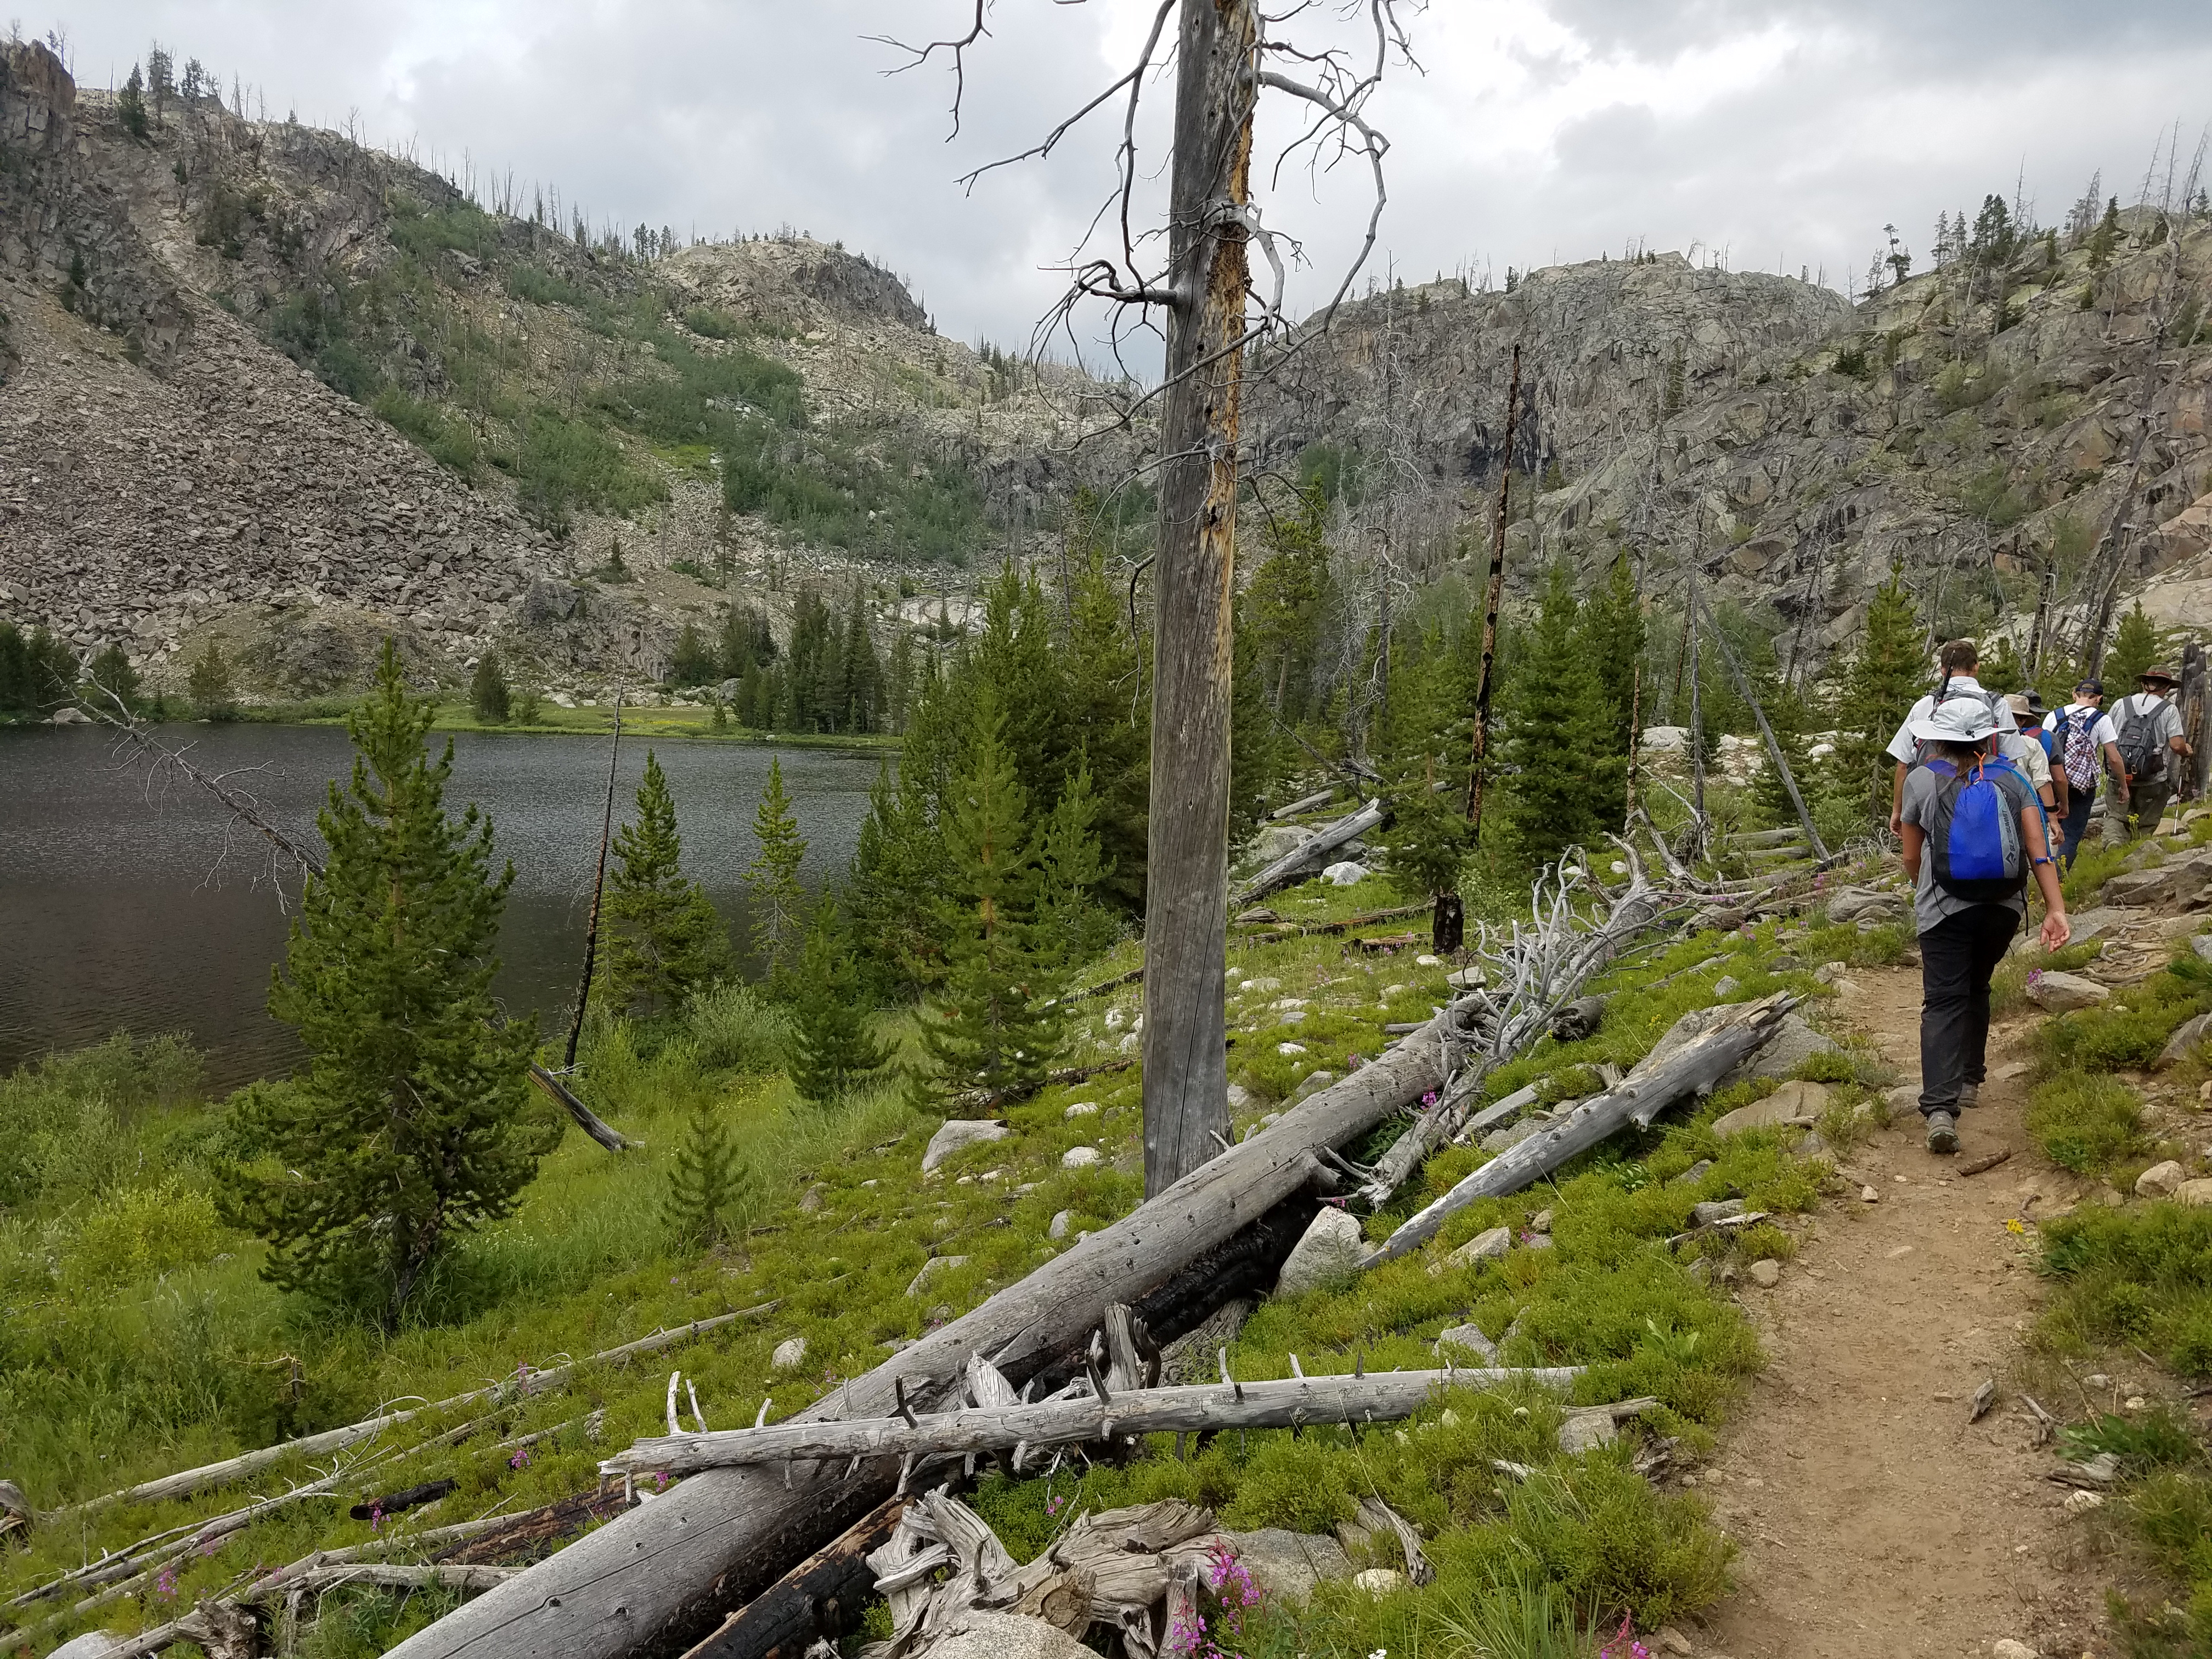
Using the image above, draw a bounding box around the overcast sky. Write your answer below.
[36,1,2212,363]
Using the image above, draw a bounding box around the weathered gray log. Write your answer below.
[1726,826,1809,848]
[1231,799,1383,907]
[602,1365,1581,1475]
[44,1306,775,1523]
[675,1497,904,1659]
[243,1565,520,1599]
[527,1064,633,1152]
[382,1000,1471,1659]
[1271,788,1338,820]
[1366,995,1801,1265]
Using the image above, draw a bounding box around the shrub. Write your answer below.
[2040,1202,2212,1377]
[2024,1073,2143,1175]
[67,1180,228,1288]
[516,410,664,531]
[684,983,792,1073]
[374,388,479,476]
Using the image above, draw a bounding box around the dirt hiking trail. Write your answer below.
[1697,964,2111,1659]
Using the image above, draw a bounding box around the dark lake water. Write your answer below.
[0,725,885,1090]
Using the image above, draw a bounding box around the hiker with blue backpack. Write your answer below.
[1899,698,2070,1155]
[2042,678,2129,866]
[1886,639,2017,837]
[2101,665,2192,846]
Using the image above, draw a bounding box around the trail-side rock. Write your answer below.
[1708,1079,1830,1135]
[1825,886,1907,924]
[2135,1160,2187,1199]
[2173,1178,2212,1207]
[1323,861,1369,886]
[1435,1323,1498,1362]
[2026,971,2111,1012]
[2103,851,2212,909]
[1725,1014,1842,1085]
[922,1119,1007,1173]
[2157,1013,2212,1068]
[1274,1207,1367,1296]
[926,1613,1092,1659]
[1060,1146,1101,1169]
[1047,1210,1074,1240]
[1748,1259,1782,1288]
[1218,1530,1354,1605]
[770,1336,807,1372]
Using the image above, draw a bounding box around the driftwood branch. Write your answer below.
[1367,994,1801,1265]
[603,1365,1581,1476]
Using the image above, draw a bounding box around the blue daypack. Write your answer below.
[1921,755,2029,901]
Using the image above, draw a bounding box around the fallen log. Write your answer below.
[1367,994,1801,1265]
[676,1497,904,1659]
[245,1564,521,1600]
[528,1064,633,1152]
[44,1304,777,1523]
[949,1057,1137,1112]
[1270,788,1338,820]
[604,1365,1582,1476]
[382,996,1473,1659]
[1231,799,1383,907]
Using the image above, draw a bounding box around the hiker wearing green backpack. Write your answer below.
[2102,665,2192,845]
[1899,698,2070,1155]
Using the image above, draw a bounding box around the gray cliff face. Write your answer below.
[1247,223,2212,679]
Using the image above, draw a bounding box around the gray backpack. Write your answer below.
[2114,695,2168,782]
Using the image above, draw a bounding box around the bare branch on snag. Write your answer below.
[866,0,993,139]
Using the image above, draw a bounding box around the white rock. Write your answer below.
[1355,1567,1407,1596]
[1047,1209,1073,1240]
[1061,1146,1102,1169]
[770,1336,808,1371]
[1641,725,1689,749]
[1277,1042,1307,1056]
[2060,1491,2103,1516]
[51,1635,128,1659]
[1226,1083,1255,1111]
[1992,1641,2042,1659]
[1435,1322,1498,1361]
[1430,1224,1513,1274]
[923,1612,1092,1659]
[1064,1101,1100,1119]
[1712,975,1741,998]
[1103,1007,1125,1030]
[1415,953,1442,967]
[1446,966,1486,990]
[1748,1258,1782,1288]
[1274,1207,1367,1296]
[1381,984,1410,998]
[922,1119,1008,1173]
[2174,1177,2212,1207]
[906,1255,968,1296]
[2026,970,2110,1012]
[2136,1160,2187,1199]
[1323,860,1368,885]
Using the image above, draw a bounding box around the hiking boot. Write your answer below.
[1957,1082,1981,1109]
[1926,1110,1960,1154]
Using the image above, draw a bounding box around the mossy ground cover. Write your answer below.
[0,878,1882,1655]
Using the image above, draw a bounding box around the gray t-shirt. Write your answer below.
[2111,691,2184,768]
[1899,758,2035,934]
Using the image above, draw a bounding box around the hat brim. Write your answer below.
[1909,716,1997,742]
[2141,673,2179,686]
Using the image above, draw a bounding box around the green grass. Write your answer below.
[2035,951,2212,1074]
[2024,1073,2146,1176]
[2040,1204,2212,1379]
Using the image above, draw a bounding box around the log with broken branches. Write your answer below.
[40,1304,776,1526]
[604,1363,1582,1477]
[1366,993,1802,1265]
[381,995,1475,1659]
[1230,798,1383,907]
[1355,840,1668,1210]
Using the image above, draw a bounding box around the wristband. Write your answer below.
[2031,855,2052,867]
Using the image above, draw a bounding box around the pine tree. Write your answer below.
[1833,566,1926,819]
[1978,635,2025,694]
[1059,546,1149,912]
[2107,601,2163,687]
[662,1099,757,1248]
[783,904,890,1107]
[2089,198,2120,270]
[1029,761,1111,968]
[669,622,717,687]
[117,63,149,139]
[84,642,140,710]
[1574,554,1646,829]
[913,696,1064,1103]
[1244,484,1336,725]
[1497,563,1614,867]
[222,642,545,1325]
[745,757,808,984]
[187,638,235,719]
[1376,636,1473,941]
[470,650,511,724]
[845,759,947,1004]
[603,751,731,1015]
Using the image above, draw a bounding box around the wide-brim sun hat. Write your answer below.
[2141,664,2180,685]
[1910,697,2001,744]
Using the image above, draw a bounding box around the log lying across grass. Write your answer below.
[1366,994,1801,1265]
[1231,798,1383,906]
[383,995,1474,1659]
[605,1364,1584,1476]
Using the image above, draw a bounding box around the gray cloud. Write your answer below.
[37,0,2212,361]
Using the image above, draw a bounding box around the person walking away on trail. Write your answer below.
[1899,698,2069,1154]
[2104,665,2192,845]
[1887,638,2018,836]
[2002,693,2059,812]
[2044,678,2128,867]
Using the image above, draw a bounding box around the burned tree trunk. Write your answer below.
[1142,0,1258,1199]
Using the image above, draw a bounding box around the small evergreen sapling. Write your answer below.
[186,637,235,719]
[83,642,141,711]
[603,751,731,1016]
[783,904,889,1107]
[662,1100,757,1248]
[744,758,808,986]
[223,642,546,1326]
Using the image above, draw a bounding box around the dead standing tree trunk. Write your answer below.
[1141,0,1259,1197]
[1465,342,1522,841]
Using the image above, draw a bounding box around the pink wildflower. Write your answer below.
[509,1447,533,1470]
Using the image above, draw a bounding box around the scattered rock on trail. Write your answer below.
[906,1255,968,1296]
[2158,1012,2212,1067]
[1275,1207,1367,1295]
[1652,1628,1694,1657]
[1991,1641,2041,1659]
[1748,1259,1783,1288]
[2061,905,2141,947]
[2026,971,2110,1012]
[923,1119,1008,1173]
[2103,851,2212,908]
[1047,1209,1073,1239]
[1220,1529,1355,1604]
[1710,1079,1830,1136]
[1694,1199,1748,1225]
[2136,1160,2188,1199]
[1712,975,1741,998]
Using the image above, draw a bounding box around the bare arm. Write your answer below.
[1890,762,1909,836]
[2102,742,2130,799]
[2021,803,2070,951]
[1899,820,1924,884]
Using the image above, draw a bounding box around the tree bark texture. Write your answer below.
[675,1498,903,1659]
[380,1006,1459,1659]
[1142,0,1258,1198]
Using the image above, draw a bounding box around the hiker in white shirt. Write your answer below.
[2103,664,2193,845]
[1999,694,2056,809]
[1885,639,2018,836]
[2042,678,2128,866]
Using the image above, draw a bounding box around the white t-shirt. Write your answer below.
[1883,676,2019,765]
[2109,691,2185,751]
[2042,704,2120,751]
[1999,731,2052,793]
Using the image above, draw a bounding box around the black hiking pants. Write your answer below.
[1917,905,2021,1117]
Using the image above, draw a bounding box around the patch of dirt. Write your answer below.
[1696,966,2115,1659]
